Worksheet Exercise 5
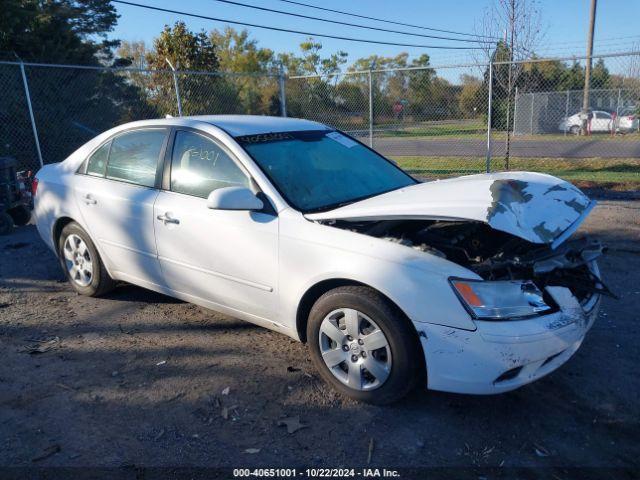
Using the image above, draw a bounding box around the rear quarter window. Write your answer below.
[85,141,111,177]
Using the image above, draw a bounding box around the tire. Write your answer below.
[0,212,13,235]
[569,125,580,135]
[7,205,31,226]
[307,286,423,405]
[58,222,115,296]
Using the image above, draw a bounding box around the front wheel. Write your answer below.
[307,286,423,404]
[58,222,115,296]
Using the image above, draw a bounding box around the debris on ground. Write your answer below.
[55,383,75,391]
[162,392,185,403]
[367,438,374,464]
[244,448,260,454]
[19,337,60,354]
[31,444,61,462]
[221,405,238,420]
[534,444,551,457]
[155,360,166,366]
[286,366,300,372]
[277,416,307,434]
[221,386,230,395]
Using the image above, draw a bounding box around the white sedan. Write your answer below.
[34,115,607,404]
[559,110,613,134]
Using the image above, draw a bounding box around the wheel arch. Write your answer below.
[296,278,427,385]
[296,278,422,345]
[52,216,77,254]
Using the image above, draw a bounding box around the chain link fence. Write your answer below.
[2,51,639,189]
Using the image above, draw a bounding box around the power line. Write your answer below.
[208,0,488,44]
[112,0,485,49]
[275,0,499,40]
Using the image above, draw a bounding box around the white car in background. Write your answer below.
[559,110,613,134]
[34,115,607,404]
[617,107,639,132]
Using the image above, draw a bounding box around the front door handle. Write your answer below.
[84,194,97,205]
[157,213,180,225]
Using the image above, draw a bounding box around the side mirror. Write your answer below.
[206,186,264,211]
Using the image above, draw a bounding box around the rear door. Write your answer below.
[74,128,168,285]
[153,128,279,320]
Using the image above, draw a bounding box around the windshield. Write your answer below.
[236,130,416,212]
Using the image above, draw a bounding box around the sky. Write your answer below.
[111,0,640,69]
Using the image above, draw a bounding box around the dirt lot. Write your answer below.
[0,201,639,474]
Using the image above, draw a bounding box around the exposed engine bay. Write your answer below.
[327,219,616,307]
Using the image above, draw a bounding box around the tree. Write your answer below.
[476,0,543,167]
[459,74,483,117]
[210,27,280,115]
[146,22,218,72]
[278,38,348,119]
[0,0,118,63]
[278,39,347,77]
[145,22,227,116]
[591,58,610,89]
[0,0,161,170]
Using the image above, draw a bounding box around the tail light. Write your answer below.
[32,177,39,196]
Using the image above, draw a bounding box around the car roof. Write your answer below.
[183,115,330,136]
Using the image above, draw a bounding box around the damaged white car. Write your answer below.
[33,116,611,404]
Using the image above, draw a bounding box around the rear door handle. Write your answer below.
[157,213,180,225]
[84,194,97,205]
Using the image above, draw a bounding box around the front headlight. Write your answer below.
[450,278,552,320]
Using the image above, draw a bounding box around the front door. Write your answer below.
[74,128,168,285]
[153,129,279,320]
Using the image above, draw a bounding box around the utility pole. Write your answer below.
[581,0,597,135]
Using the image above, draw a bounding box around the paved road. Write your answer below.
[371,136,640,158]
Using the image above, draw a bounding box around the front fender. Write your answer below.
[278,211,477,333]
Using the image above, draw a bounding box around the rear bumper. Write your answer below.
[419,288,599,395]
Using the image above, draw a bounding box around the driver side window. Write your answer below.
[170,130,249,198]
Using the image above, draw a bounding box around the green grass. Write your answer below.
[391,156,640,191]
[376,121,485,138]
[373,120,640,141]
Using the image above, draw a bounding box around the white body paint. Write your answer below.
[34,115,599,395]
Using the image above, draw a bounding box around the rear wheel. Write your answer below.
[569,125,580,135]
[58,222,115,296]
[307,286,423,404]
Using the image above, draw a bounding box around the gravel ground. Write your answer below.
[0,201,638,472]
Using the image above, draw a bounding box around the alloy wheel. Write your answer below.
[63,234,94,287]
[318,308,392,391]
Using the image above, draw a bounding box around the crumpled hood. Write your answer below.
[306,172,595,247]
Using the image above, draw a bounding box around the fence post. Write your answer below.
[279,64,287,117]
[165,58,183,117]
[368,69,374,148]
[530,92,535,135]
[564,90,570,135]
[513,86,518,136]
[19,62,43,168]
[485,62,493,173]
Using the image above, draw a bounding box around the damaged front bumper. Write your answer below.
[419,286,599,395]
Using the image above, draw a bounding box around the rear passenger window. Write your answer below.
[106,129,166,187]
[86,141,111,177]
[170,130,249,198]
